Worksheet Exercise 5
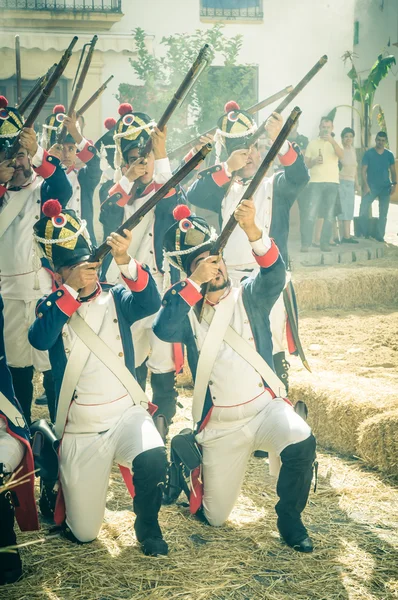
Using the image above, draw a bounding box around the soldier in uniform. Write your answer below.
[0,96,72,425]
[186,102,309,391]
[154,203,316,553]
[28,201,168,556]
[102,105,185,437]
[0,294,39,585]
[42,104,101,245]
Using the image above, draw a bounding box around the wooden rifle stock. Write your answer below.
[140,44,211,158]
[18,64,58,116]
[251,55,328,145]
[15,35,22,106]
[7,36,78,160]
[198,107,301,319]
[76,75,114,118]
[91,143,213,263]
[57,35,98,144]
[168,85,294,161]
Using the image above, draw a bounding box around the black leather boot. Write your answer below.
[275,434,316,553]
[150,371,178,425]
[273,352,290,394]
[135,361,148,392]
[9,366,34,426]
[132,447,168,556]
[0,466,23,585]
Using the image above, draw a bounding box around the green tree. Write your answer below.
[118,26,257,151]
[331,51,396,149]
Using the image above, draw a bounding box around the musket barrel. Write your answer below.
[76,75,114,117]
[15,35,22,106]
[141,44,211,157]
[18,64,57,116]
[7,36,78,159]
[91,143,213,263]
[251,55,328,144]
[58,35,98,144]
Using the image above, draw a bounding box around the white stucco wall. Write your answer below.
[354,0,398,153]
[99,0,356,143]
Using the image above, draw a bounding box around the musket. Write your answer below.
[18,64,57,116]
[91,143,213,264]
[57,35,98,145]
[140,44,212,158]
[15,35,22,106]
[76,75,114,118]
[250,55,328,145]
[168,85,294,160]
[7,36,78,160]
[197,107,302,321]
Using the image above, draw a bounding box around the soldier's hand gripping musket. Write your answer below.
[197,107,302,321]
[6,36,78,160]
[91,143,213,264]
[57,35,98,145]
[139,44,212,159]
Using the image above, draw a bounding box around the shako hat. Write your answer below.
[214,100,257,161]
[33,199,93,271]
[163,205,217,276]
[95,116,117,170]
[0,96,24,152]
[41,105,76,149]
[113,103,154,164]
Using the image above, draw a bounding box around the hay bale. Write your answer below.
[294,267,398,310]
[358,410,398,476]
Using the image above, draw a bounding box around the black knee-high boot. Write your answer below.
[135,361,148,392]
[42,370,56,423]
[150,371,178,425]
[0,466,23,586]
[132,447,168,556]
[275,434,316,553]
[9,366,34,426]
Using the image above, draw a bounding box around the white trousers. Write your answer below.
[2,298,51,371]
[195,398,311,527]
[228,270,286,355]
[0,420,25,474]
[59,405,164,543]
[132,313,175,374]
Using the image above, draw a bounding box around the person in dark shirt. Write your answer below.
[359,131,396,241]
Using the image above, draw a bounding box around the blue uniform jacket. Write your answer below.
[0,294,39,531]
[28,264,161,420]
[76,144,101,245]
[186,143,309,266]
[153,242,286,428]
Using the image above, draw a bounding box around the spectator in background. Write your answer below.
[338,127,359,244]
[301,117,344,252]
[359,131,396,242]
[288,121,309,249]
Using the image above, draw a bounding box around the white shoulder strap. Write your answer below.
[0,392,27,429]
[54,311,150,439]
[0,193,29,238]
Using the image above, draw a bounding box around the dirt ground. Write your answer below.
[290,307,398,411]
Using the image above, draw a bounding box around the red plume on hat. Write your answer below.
[118,103,133,116]
[173,205,191,221]
[0,96,8,108]
[224,100,240,113]
[42,199,62,218]
[53,105,66,114]
[104,117,116,130]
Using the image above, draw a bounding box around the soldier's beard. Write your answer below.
[11,166,33,184]
[208,276,230,292]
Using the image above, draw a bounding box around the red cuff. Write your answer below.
[34,150,56,179]
[55,285,81,316]
[253,239,279,268]
[0,184,7,197]
[109,182,131,207]
[77,141,96,164]
[122,262,149,292]
[178,279,202,306]
[278,142,297,167]
[211,163,231,187]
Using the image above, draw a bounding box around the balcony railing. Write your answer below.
[200,0,263,20]
[0,0,122,11]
